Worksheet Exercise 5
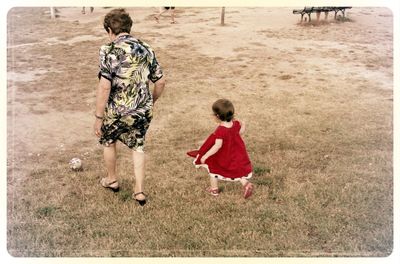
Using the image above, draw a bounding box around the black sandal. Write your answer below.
[133,192,147,206]
[100,178,119,192]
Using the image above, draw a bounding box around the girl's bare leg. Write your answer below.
[210,176,218,189]
[239,178,249,186]
[240,178,254,198]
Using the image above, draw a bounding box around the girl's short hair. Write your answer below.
[212,99,235,122]
[103,8,133,35]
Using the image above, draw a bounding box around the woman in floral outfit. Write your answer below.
[94,8,165,205]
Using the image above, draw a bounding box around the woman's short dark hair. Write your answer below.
[212,99,235,122]
[103,8,133,35]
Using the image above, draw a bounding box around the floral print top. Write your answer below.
[98,34,163,150]
[98,34,163,119]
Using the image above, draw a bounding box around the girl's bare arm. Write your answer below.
[201,139,223,163]
[239,120,246,134]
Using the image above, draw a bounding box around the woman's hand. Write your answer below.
[94,119,103,137]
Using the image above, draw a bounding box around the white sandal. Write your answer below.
[100,178,119,192]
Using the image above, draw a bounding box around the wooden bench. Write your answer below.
[293,6,352,23]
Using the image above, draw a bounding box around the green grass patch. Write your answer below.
[35,206,58,218]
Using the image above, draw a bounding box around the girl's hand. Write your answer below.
[200,156,207,164]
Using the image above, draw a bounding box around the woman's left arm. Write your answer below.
[94,77,111,137]
[152,76,166,104]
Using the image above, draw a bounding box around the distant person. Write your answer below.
[94,8,166,206]
[187,99,254,198]
[154,7,176,24]
[82,7,94,14]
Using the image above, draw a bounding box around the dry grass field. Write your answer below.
[7,7,393,257]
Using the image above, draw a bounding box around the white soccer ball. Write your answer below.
[69,158,82,171]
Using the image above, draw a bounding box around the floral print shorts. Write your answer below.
[99,109,153,152]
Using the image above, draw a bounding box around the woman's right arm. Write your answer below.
[93,77,111,137]
[95,77,111,116]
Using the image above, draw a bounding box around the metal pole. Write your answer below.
[50,7,55,19]
[221,7,225,25]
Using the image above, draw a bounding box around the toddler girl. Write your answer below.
[187,99,254,198]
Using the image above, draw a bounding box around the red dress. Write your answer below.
[187,120,252,181]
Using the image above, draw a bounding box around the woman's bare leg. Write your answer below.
[133,150,146,200]
[154,7,167,22]
[171,9,176,23]
[103,143,117,181]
